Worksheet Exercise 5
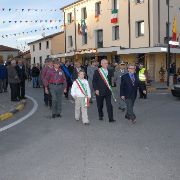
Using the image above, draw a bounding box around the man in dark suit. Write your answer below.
[120,64,146,124]
[16,60,27,99]
[72,62,84,81]
[93,59,115,123]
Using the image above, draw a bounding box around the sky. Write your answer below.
[0,0,75,51]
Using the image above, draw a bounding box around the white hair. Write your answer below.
[101,59,108,65]
[11,60,16,65]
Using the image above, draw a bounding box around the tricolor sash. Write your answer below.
[98,68,117,102]
[75,79,90,107]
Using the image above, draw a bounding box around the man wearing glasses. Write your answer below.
[120,64,146,124]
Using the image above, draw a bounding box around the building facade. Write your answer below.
[60,0,180,82]
[0,45,19,62]
[28,32,65,65]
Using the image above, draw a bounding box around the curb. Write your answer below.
[0,100,26,121]
[147,86,171,93]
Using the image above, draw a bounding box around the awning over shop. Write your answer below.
[117,47,180,55]
[97,46,120,53]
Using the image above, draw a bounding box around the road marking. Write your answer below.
[0,95,38,133]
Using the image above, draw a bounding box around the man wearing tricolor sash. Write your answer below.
[93,59,115,123]
[71,70,91,125]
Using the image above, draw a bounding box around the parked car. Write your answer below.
[171,84,180,97]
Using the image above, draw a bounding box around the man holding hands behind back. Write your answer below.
[120,64,146,124]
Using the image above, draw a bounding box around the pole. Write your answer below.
[167,0,171,86]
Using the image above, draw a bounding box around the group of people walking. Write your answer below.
[0,59,27,102]
[40,57,147,125]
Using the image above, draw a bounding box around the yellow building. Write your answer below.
[57,0,180,82]
[29,32,65,65]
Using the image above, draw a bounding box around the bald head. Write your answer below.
[101,59,108,69]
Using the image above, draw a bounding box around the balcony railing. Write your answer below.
[97,41,103,48]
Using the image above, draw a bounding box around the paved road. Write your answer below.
[0,85,180,180]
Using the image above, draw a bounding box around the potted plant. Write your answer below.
[159,66,166,83]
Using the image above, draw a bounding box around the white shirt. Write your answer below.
[102,68,108,76]
[71,79,91,98]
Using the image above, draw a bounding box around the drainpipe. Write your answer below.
[167,0,170,86]
[128,0,131,49]
[74,7,77,52]
[158,0,160,43]
[148,0,151,47]
[64,11,67,54]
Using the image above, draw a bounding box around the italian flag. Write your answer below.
[111,9,118,23]
[172,17,177,41]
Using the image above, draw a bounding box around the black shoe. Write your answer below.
[109,119,116,123]
[99,117,103,121]
[119,107,125,112]
[52,114,56,118]
[56,114,61,118]
[125,115,130,120]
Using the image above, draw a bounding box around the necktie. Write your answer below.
[130,74,135,86]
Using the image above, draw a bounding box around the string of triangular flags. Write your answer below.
[1,8,59,12]
[1,19,62,24]
[1,26,59,38]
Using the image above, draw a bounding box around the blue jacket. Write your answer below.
[0,64,8,79]
[120,73,140,99]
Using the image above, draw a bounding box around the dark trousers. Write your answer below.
[49,84,64,115]
[19,81,25,98]
[43,86,52,107]
[10,83,20,101]
[0,79,7,92]
[64,82,72,98]
[96,95,114,120]
[125,98,136,120]
[139,81,147,99]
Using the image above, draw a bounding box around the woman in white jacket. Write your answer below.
[71,70,91,125]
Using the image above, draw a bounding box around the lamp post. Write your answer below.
[167,0,171,86]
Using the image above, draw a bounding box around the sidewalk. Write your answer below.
[147,82,171,92]
[0,90,26,121]
[0,91,19,115]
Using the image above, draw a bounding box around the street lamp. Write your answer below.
[167,0,170,86]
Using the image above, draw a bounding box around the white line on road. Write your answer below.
[0,95,38,133]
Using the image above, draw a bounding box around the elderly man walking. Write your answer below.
[120,64,146,124]
[93,59,115,123]
[44,59,67,118]
[7,60,20,101]
[16,60,27,99]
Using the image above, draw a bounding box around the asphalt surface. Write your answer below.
[0,85,180,180]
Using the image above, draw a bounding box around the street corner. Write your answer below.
[0,100,27,121]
